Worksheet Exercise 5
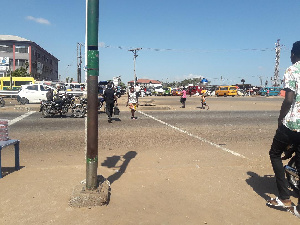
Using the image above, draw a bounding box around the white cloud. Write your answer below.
[186,73,204,79]
[174,73,204,81]
[26,16,51,25]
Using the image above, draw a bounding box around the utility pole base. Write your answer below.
[69,177,110,208]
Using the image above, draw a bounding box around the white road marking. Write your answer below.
[138,111,246,159]
[8,111,36,126]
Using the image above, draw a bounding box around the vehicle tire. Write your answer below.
[42,106,51,118]
[0,99,5,107]
[98,101,103,110]
[20,97,29,105]
[224,94,227,97]
[286,157,299,191]
[216,93,219,97]
[72,106,86,118]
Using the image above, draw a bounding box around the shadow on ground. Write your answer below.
[1,166,25,178]
[246,171,298,211]
[101,151,137,184]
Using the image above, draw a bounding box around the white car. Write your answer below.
[17,84,48,104]
[154,85,164,96]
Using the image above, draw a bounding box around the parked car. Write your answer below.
[154,85,164,96]
[258,87,282,96]
[187,86,201,95]
[17,84,48,104]
[172,88,182,96]
[145,88,153,96]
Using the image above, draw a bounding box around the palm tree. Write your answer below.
[241,79,245,89]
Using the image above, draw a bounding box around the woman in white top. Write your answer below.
[127,86,138,119]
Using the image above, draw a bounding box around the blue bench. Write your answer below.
[0,139,20,178]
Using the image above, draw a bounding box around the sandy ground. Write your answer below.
[0,95,299,224]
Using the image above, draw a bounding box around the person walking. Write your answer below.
[201,94,209,110]
[267,41,300,219]
[127,86,138,119]
[180,88,187,108]
[103,83,117,123]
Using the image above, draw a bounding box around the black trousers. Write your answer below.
[269,125,300,202]
[106,102,114,118]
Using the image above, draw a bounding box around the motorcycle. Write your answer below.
[98,96,105,110]
[40,94,75,118]
[71,97,87,118]
[70,96,105,118]
[0,97,5,107]
[283,145,299,191]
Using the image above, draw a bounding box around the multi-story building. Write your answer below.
[0,35,58,81]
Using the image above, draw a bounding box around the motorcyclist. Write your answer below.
[53,84,64,110]
[53,84,61,100]
[46,88,53,101]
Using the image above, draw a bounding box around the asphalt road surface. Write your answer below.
[0,95,299,224]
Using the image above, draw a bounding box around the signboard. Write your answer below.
[0,66,8,71]
[0,57,9,66]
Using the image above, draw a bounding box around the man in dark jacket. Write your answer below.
[103,83,117,123]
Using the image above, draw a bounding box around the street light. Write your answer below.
[128,48,142,87]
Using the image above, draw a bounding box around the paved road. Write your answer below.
[1,96,299,224]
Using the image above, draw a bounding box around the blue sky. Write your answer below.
[3,0,300,86]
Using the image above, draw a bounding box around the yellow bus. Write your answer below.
[215,85,237,97]
[0,77,35,90]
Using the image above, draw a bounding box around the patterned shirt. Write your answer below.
[283,61,300,132]
[128,91,137,104]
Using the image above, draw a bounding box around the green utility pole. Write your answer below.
[86,0,99,190]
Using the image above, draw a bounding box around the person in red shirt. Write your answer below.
[180,88,187,108]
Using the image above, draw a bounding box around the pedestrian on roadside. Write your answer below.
[201,94,209,110]
[103,82,117,123]
[180,88,186,108]
[266,41,300,219]
[127,86,138,119]
[267,89,270,97]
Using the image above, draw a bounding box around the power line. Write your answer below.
[100,44,286,53]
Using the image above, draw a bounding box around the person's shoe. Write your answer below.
[266,197,293,208]
[287,206,300,218]
[108,118,112,123]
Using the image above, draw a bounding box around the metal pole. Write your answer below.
[77,43,83,83]
[273,39,281,87]
[133,52,136,86]
[128,48,142,87]
[86,0,99,190]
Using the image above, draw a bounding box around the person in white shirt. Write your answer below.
[267,41,300,219]
[126,86,138,119]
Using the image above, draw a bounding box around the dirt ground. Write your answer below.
[0,95,299,224]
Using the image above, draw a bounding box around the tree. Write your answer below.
[119,81,126,89]
[241,79,245,89]
[10,63,32,77]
